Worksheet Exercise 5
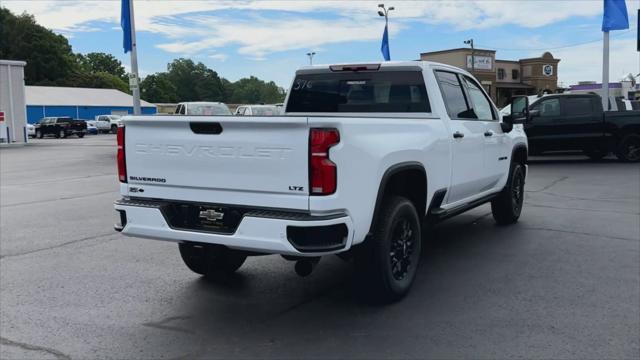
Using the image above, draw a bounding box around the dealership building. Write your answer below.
[420,48,560,107]
[25,86,156,123]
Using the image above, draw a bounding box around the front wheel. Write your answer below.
[36,130,43,139]
[354,196,422,303]
[110,125,118,134]
[178,242,247,278]
[491,162,526,225]
[615,134,640,162]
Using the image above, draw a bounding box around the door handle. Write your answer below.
[484,130,494,137]
[453,131,464,139]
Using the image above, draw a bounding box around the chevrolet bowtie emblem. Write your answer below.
[199,209,224,221]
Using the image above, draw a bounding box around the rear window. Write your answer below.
[186,104,231,116]
[286,71,430,113]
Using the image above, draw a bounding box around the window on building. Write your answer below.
[512,69,519,80]
[497,68,506,80]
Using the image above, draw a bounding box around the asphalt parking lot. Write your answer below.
[1,135,639,359]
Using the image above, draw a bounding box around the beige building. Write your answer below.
[420,48,560,107]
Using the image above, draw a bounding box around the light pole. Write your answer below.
[306,52,316,65]
[464,38,475,73]
[377,3,395,25]
[378,4,394,61]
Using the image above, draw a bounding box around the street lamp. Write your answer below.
[464,39,475,73]
[306,51,316,65]
[378,4,394,25]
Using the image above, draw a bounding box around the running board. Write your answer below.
[428,192,499,223]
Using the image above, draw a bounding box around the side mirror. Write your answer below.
[501,96,530,132]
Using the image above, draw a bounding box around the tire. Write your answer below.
[583,148,607,161]
[36,130,43,139]
[110,125,118,134]
[491,162,526,225]
[615,134,640,163]
[354,196,422,303]
[56,129,66,138]
[77,133,85,138]
[178,242,247,278]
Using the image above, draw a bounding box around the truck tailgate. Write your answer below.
[123,116,310,210]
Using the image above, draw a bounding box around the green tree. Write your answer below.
[77,52,127,81]
[0,8,77,85]
[166,58,224,102]
[141,73,178,103]
[230,76,285,104]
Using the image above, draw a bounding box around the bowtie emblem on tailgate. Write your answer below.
[199,209,225,221]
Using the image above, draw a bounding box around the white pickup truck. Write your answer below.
[114,61,530,302]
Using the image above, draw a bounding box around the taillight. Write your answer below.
[117,126,126,183]
[310,128,340,195]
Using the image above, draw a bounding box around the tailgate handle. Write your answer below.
[190,122,223,134]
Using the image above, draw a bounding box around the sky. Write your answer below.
[2,0,639,88]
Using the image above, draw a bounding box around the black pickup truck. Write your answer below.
[525,94,640,162]
[35,117,87,139]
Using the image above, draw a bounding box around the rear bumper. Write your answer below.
[114,199,354,256]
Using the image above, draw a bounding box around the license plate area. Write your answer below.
[162,203,246,234]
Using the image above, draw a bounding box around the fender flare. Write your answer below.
[511,143,528,164]
[368,161,427,234]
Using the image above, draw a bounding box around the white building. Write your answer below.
[0,60,28,144]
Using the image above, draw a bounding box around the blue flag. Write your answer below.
[602,0,629,32]
[121,0,132,53]
[381,24,390,61]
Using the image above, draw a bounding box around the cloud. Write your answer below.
[208,53,228,62]
[553,37,637,86]
[156,15,402,58]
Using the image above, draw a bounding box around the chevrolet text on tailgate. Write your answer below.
[114,61,530,303]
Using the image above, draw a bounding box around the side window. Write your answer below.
[532,98,560,117]
[237,107,246,115]
[463,76,496,120]
[563,97,593,116]
[435,71,472,119]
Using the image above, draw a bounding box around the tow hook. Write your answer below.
[294,257,321,277]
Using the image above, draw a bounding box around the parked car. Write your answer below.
[114,61,530,303]
[35,117,87,138]
[85,120,99,135]
[525,93,640,161]
[95,115,122,134]
[174,102,231,116]
[234,104,280,116]
[26,123,35,138]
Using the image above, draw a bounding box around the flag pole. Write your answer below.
[602,30,610,110]
[128,0,141,115]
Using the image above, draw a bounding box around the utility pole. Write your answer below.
[464,38,475,73]
[306,52,316,65]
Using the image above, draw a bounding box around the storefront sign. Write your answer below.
[466,55,493,70]
[543,64,554,76]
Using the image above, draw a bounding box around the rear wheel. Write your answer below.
[178,242,247,278]
[491,162,526,225]
[354,196,421,303]
[615,134,640,162]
